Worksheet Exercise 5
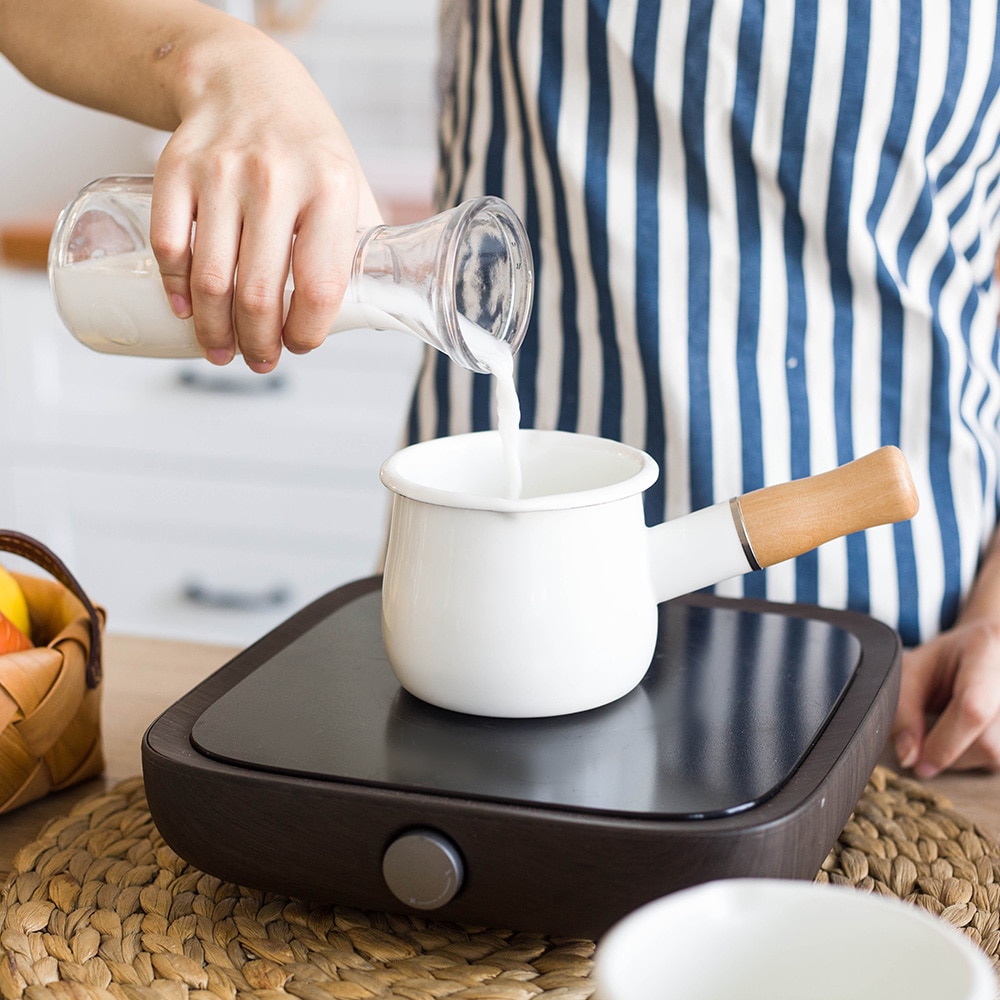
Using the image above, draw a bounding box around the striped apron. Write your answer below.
[407,0,1000,645]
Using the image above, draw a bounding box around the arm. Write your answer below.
[0,0,229,129]
[892,526,1000,777]
[0,0,380,371]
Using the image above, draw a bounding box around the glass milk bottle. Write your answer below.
[48,176,533,373]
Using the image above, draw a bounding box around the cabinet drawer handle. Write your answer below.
[182,580,291,611]
[177,369,289,395]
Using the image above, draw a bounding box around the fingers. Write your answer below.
[153,151,367,371]
[892,647,932,770]
[228,183,292,373]
[916,627,1000,776]
[282,178,357,356]
[152,158,242,366]
[149,171,195,321]
[894,623,1000,779]
[936,724,1000,772]
[188,185,244,366]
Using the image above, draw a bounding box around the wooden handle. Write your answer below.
[737,446,919,569]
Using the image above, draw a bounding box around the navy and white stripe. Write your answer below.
[411,0,1000,646]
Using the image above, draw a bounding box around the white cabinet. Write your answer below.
[0,267,423,644]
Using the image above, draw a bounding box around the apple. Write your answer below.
[0,608,32,654]
[0,564,31,640]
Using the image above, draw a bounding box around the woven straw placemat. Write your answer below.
[0,766,997,1000]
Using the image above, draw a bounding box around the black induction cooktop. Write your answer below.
[142,576,900,938]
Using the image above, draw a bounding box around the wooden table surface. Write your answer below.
[1,632,998,879]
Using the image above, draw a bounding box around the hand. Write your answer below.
[0,2,381,373]
[149,28,382,373]
[892,619,1000,777]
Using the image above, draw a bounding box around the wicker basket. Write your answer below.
[0,530,104,813]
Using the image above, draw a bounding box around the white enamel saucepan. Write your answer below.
[380,429,918,718]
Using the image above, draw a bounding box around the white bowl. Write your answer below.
[595,878,997,1000]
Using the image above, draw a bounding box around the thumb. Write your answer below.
[892,647,932,769]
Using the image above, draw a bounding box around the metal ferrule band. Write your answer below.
[729,497,763,572]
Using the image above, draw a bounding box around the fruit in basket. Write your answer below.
[0,564,31,639]
[0,609,32,654]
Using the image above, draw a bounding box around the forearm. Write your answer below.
[0,0,284,132]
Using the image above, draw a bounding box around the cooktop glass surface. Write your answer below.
[190,590,860,819]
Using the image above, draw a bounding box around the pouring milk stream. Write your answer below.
[50,175,918,717]
[458,317,523,498]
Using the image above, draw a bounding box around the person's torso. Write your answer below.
[410,0,1000,644]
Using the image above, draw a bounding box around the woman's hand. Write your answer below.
[150,25,382,372]
[893,621,1000,777]
[892,527,1000,777]
[0,0,381,373]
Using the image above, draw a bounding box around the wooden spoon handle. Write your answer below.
[736,446,919,569]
